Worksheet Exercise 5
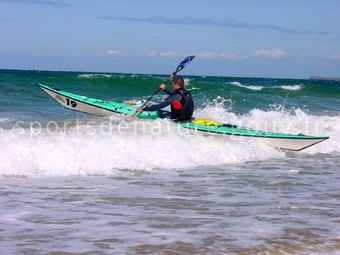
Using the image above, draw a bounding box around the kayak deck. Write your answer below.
[179,121,321,139]
[36,83,329,151]
[37,83,159,119]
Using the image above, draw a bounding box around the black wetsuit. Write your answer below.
[143,88,194,121]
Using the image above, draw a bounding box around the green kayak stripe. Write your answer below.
[37,83,159,119]
[37,83,329,140]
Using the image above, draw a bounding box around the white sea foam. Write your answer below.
[183,78,190,85]
[1,100,338,177]
[0,117,16,128]
[274,84,303,91]
[229,81,264,91]
[0,118,283,177]
[77,73,112,79]
[288,169,301,173]
[228,81,303,91]
[0,118,10,122]
[195,102,340,155]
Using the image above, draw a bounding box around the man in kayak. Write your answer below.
[136,77,194,121]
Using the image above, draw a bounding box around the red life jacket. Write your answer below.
[170,89,194,121]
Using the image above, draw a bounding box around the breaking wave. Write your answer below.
[228,81,303,91]
[0,102,338,177]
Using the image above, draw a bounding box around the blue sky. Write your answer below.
[0,0,340,78]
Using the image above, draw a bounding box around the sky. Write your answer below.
[0,0,340,78]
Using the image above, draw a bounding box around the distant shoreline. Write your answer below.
[310,76,340,81]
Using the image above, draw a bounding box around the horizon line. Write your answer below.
[0,67,314,81]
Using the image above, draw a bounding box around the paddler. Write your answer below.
[136,76,194,121]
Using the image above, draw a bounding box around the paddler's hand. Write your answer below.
[159,83,166,91]
[136,107,143,113]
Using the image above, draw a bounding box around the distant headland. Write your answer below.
[310,76,340,81]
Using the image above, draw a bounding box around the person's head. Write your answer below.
[171,77,185,90]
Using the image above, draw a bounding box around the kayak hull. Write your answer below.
[37,83,329,151]
[39,85,115,117]
[259,136,326,151]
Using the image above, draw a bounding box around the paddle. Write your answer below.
[127,55,195,119]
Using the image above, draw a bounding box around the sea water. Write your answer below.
[0,69,339,254]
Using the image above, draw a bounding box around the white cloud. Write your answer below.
[196,51,246,60]
[107,49,121,56]
[254,49,287,58]
[147,50,246,60]
[147,51,178,57]
[159,51,177,57]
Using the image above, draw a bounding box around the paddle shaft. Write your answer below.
[139,74,173,109]
[128,55,195,119]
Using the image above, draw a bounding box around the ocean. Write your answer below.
[0,69,339,254]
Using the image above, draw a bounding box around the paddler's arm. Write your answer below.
[164,88,175,95]
[160,83,175,95]
[139,98,174,112]
[136,94,179,112]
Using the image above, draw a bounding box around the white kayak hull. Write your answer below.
[37,83,329,151]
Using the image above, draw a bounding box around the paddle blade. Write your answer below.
[174,55,195,74]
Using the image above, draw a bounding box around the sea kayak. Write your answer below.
[37,83,329,151]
